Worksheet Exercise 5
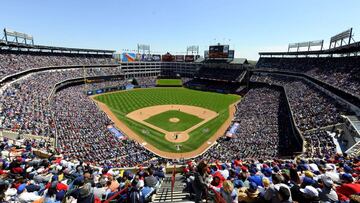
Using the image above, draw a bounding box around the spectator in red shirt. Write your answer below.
[336,173,360,201]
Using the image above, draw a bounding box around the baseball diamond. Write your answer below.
[144,110,205,132]
[93,87,240,158]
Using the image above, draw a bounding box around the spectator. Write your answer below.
[336,173,360,201]
[318,175,338,202]
[192,161,209,203]
[238,182,260,203]
[144,168,158,188]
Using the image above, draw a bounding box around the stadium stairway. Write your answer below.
[151,174,194,203]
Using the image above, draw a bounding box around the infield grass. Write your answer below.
[144,110,203,132]
[94,87,240,153]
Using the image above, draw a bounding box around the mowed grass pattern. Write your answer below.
[156,79,182,86]
[94,87,240,153]
[144,110,204,132]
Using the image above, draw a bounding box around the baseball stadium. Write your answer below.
[1,1,360,203]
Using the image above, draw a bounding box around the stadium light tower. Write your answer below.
[3,28,34,45]
[288,40,324,52]
[329,28,355,49]
[137,44,151,55]
[186,45,199,55]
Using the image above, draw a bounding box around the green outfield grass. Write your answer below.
[144,110,204,132]
[94,87,240,153]
[156,79,182,86]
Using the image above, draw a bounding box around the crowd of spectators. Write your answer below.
[53,85,157,168]
[256,56,360,98]
[84,67,123,77]
[0,70,79,137]
[0,68,123,137]
[250,73,349,132]
[197,67,245,81]
[184,155,360,203]
[135,76,157,87]
[0,50,114,79]
[303,129,337,159]
[85,79,129,91]
[185,79,241,93]
[199,87,294,162]
[0,137,165,202]
[250,73,349,159]
[2,136,360,203]
[0,67,159,167]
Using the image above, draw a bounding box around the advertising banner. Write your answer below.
[121,53,136,62]
[141,54,152,61]
[107,125,125,140]
[162,53,175,62]
[185,55,195,62]
[152,54,161,61]
[226,122,239,138]
[175,55,185,62]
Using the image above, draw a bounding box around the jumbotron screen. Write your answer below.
[208,45,229,58]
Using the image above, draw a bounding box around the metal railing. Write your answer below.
[171,165,176,202]
[102,187,128,203]
[207,187,226,203]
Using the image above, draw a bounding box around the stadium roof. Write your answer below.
[230,58,248,64]
[0,40,115,55]
[259,42,360,57]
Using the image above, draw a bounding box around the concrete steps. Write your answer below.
[151,174,194,203]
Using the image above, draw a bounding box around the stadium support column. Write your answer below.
[349,28,353,46]
[3,28,7,41]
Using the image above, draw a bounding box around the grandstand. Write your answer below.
[0,26,360,203]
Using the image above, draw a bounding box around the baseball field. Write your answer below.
[93,87,240,158]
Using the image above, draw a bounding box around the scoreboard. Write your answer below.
[208,45,230,59]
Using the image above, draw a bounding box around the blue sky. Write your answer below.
[1,0,359,60]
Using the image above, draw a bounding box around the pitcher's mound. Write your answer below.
[169,118,180,123]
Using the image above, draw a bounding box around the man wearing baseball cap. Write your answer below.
[299,185,320,203]
[318,175,338,202]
